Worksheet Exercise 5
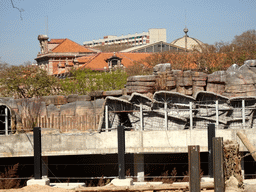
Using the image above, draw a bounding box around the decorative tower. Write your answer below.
[38,35,49,54]
[183,27,189,52]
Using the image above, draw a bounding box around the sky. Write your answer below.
[0,0,255,66]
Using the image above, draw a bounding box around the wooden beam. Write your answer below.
[237,131,256,161]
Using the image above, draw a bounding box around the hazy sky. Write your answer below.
[0,0,255,65]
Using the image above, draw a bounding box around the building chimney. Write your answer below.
[38,35,49,54]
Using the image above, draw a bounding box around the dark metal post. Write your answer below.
[208,123,215,178]
[118,125,125,179]
[188,145,200,192]
[33,127,42,179]
[213,137,225,192]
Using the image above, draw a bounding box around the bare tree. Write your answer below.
[232,29,256,53]
[10,0,24,20]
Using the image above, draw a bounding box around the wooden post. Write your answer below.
[237,131,256,161]
[188,145,200,192]
[47,117,50,128]
[64,115,67,132]
[213,137,224,192]
[52,114,54,129]
[82,115,85,131]
[208,123,215,178]
[41,117,44,128]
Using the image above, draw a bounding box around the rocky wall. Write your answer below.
[126,60,256,98]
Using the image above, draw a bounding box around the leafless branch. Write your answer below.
[10,0,24,20]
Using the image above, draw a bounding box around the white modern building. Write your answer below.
[83,28,166,47]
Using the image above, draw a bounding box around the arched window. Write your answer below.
[0,105,11,135]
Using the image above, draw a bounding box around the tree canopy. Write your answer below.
[0,65,57,98]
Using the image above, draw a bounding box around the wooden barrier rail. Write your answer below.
[21,113,101,132]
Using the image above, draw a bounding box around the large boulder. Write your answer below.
[153,63,172,75]
[223,60,256,97]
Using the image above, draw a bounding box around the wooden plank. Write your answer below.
[188,145,201,192]
[213,137,225,192]
[237,131,256,161]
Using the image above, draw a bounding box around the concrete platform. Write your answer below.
[50,182,86,189]
[111,178,133,186]
[27,178,50,186]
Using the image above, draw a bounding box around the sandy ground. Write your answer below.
[0,184,215,192]
[0,185,75,192]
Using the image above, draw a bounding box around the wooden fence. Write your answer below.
[21,114,101,132]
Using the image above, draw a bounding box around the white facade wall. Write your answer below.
[148,28,166,43]
[83,29,166,47]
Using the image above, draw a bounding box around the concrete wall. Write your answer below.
[0,129,253,158]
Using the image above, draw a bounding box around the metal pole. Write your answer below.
[164,102,168,130]
[213,137,225,192]
[208,123,215,178]
[189,102,193,130]
[188,145,200,192]
[216,100,219,129]
[140,103,144,131]
[242,99,245,129]
[33,127,42,179]
[5,107,8,135]
[117,125,125,179]
[105,105,109,132]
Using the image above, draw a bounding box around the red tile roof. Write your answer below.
[77,52,151,70]
[48,39,65,44]
[52,39,93,53]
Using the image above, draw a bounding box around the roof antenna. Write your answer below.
[45,16,48,36]
[185,9,187,28]
[184,10,188,51]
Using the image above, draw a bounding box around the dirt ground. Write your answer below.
[0,184,215,192]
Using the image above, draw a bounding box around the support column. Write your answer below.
[189,102,193,130]
[118,125,125,179]
[27,127,49,186]
[164,102,168,130]
[34,127,42,179]
[134,154,144,182]
[5,107,8,135]
[105,105,109,132]
[140,103,144,131]
[216,100,219,129]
